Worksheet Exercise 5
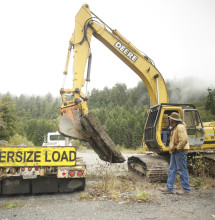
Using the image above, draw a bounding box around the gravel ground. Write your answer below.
[0,152,215,220]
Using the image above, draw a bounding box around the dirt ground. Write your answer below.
[0,152,215,220]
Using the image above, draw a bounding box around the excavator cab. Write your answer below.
[144,103,205,152]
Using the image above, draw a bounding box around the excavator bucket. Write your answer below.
[59,109,125,163]
[58,107,87,140]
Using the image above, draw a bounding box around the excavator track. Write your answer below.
[128,153,169,182]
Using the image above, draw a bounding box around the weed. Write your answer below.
[136,191,149,202]
[79,171,153,203]
[117,145,136,153]
[190,177,205,188]
[188,153,213,178]
[0,201,23,210]
[79,192,92,200]
[87,173,100,180]
[136,146,147,154]
[190,176,215,189]
[99,197,106,201]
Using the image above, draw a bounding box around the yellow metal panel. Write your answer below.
[73,4,93,92]
[0,147,76,167]
[156,106,183,151]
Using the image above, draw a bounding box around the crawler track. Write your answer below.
[128,153,169,182]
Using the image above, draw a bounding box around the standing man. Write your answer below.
[160,112,191,194]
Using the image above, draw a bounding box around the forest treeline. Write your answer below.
[0,81,215,148]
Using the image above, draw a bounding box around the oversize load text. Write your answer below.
[0,148,76,166]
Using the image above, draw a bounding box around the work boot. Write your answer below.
[176,189,190,195]
[159,187,174,194]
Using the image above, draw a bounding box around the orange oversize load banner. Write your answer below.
[0,146,76,167]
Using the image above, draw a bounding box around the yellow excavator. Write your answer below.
[58,4,215,181]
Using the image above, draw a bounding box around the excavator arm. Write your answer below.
[59,4,168,136]
[58,4,169,163]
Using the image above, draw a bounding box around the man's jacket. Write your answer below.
[169,122,190,154]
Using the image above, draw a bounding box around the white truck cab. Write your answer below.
[42,131,72,146]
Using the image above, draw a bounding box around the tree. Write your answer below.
[132,121,143,149]
[0,114,5,129]
[110,83,127,106]
[0,95,17,140]
[24,119,57,146]
[205,88,215,115]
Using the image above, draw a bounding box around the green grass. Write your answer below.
[0,201,23,210]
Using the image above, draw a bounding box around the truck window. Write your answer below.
[50,135,65,141]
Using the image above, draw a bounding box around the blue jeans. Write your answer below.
[161,131,170,144]
[167,151,191,192]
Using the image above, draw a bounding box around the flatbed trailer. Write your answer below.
[0,146,86,195]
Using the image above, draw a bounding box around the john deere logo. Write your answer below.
[114,41,138,62]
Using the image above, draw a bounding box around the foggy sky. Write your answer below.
[0,0,214,97]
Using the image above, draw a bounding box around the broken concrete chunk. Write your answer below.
[81,112,125,163]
